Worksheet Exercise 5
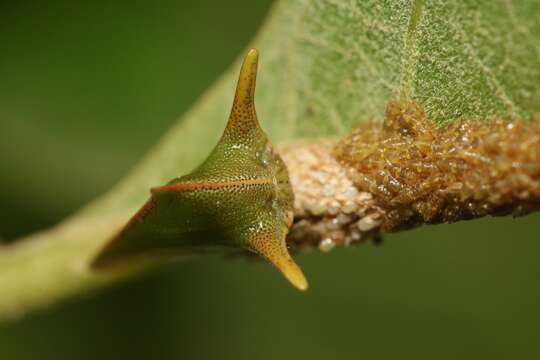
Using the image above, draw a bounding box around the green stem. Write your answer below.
[0,63,235,324]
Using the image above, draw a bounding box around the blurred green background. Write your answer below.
[0,1,539,359]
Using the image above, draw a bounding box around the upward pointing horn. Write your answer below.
[221,48,264,145]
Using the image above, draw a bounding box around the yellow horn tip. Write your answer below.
[247,233,309,291]
[277,258,309,291]
[246,48,259,61]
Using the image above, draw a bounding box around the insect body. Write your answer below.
[92,49,308,290]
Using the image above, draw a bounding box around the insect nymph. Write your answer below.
[92,49,308,290]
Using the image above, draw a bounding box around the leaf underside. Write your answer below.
[104,0,540,216]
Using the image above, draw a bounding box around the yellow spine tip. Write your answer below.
[279,260,309,291]
[245,231,309,291]
[246,48,259,60]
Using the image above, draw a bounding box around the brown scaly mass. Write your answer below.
[334,101,540,231]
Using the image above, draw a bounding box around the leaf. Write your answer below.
[1,0,540,320]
